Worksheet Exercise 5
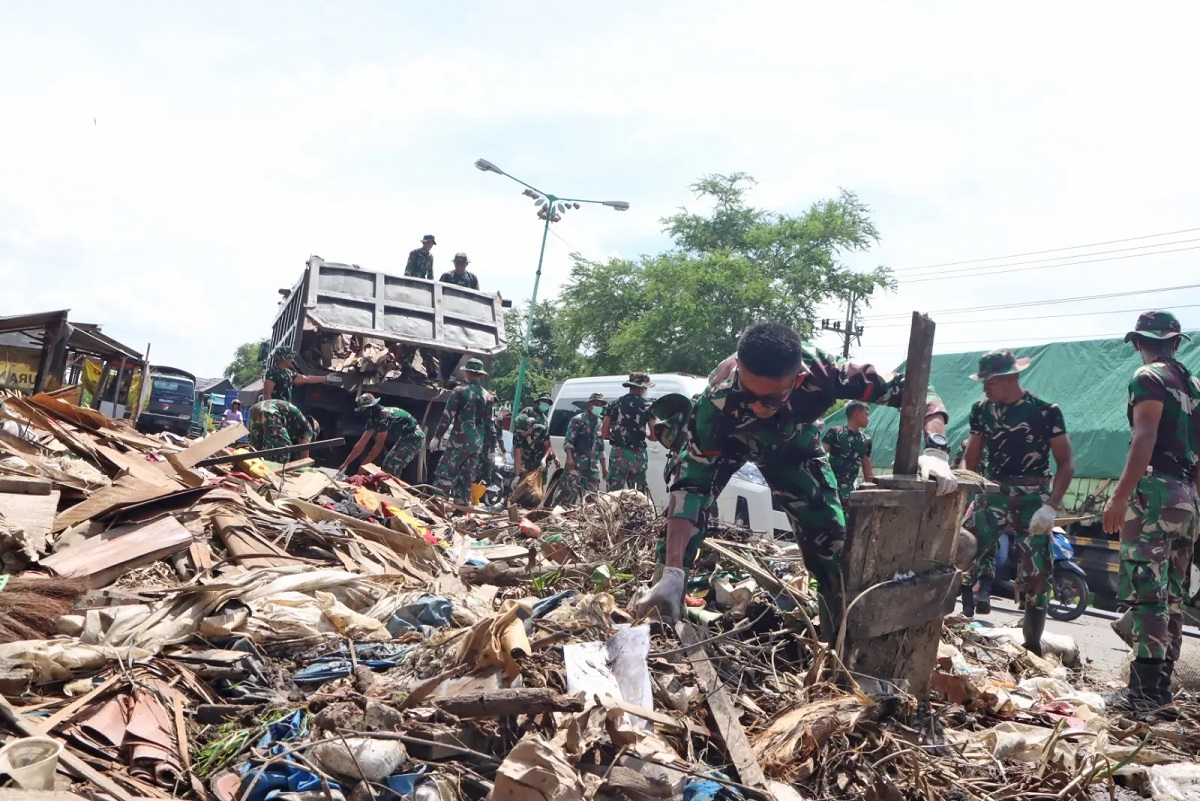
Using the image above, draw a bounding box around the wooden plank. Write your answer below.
[171,423,249,468]
[0,490,60,553]
[0,475,52,495]
[843,570,960,640]
[892,312,935,476]
[42,515,193,587]
[213,513,293,569]
[0,695,135,801]
[675,620,768,790]
[432,688,585,718]
[92,442,182,490]
[51,476,169,533]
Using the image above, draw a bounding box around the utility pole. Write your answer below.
[821,291,865,359]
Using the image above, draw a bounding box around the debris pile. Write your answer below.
[2,387,1200,799]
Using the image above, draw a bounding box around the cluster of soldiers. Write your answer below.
[404,234,480,290]
[819,310,1200,716]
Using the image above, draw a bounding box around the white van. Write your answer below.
[548,374,791,537]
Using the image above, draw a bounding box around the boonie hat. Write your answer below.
[969,348,1031,382]
[422,234,437,244]
[586,392,606,405]
[623,371,654,389]
[535,391,553,404]
[453,252,470,264]
[464,358,487,375]
[271,345,296,363]
[1125,310,1190,343]
[355,393,381,411]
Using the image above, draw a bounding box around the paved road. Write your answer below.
[967,596,1130,686]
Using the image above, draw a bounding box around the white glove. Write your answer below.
[428,436,443,452]
[333,469,347,481]
[1029,503,1057,535]
[632,567,687,624]
[917,448,957,496]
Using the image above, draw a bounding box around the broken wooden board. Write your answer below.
[171,423,249,469]
[0,489,61,559]
[277,469,331,500]
[675,620,768,790]
[433,687,585,718]
[51,476,172,533]
[213,513,294,569]
[0,475,52,495]
[92,442,182,490]
[842,569,960,640]
[28,391,114,431]
[42,514,193,588]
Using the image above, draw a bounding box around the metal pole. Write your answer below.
[508,211,553,437]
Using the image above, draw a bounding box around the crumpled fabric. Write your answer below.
[293,642,416,685]
[386,595,455,637]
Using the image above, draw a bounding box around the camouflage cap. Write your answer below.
[1125,310,1190,342]
[586,392,606,405]
[969,348,1031,382]
[355,393,380,411]
[271,345,296,363]
[453,252,470,264]
[649,392,693,421]
[535,391,553,403]
[422,234,437,244]
[622,371,654,389]
[463,358,487,375]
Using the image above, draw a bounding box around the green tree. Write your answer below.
[489,303,575,408]
[554,174,892,374]
[224,340,268,388]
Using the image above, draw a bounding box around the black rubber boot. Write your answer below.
[960,583,976,618]
[1023,605,1047,657]
[1106,660,1166,718]
[975,577,993,615]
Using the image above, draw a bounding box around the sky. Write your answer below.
[3,2,1200,379]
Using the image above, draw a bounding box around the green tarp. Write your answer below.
[823,332,1200,479]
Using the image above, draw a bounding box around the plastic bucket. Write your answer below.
[0,736,64,790]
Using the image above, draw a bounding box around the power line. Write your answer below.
[893,226,1200,272]
[896,237,1200,279]
[865,301,1200,330]
[862,281,1200,322]
[897,244,1200,284]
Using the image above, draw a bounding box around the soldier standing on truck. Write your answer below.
[963,348,1075,656]
[513,392,557,477]
[262,346,330,404]
[431,358,494,504]
[822,401,875,503]
[248,398,317,451]
[440,252,480,290]
[561,393,609,504]
[335,393,426,480]
[405,234,436,279]
[602,372,655,493]
[1102,311,1200,714]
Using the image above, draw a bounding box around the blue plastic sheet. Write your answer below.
[530,589,578,620]
[242,711,344,801]
[682,773,745,801]
[293,642,415,685]
[381,765,430,797]
[386,596,455,637]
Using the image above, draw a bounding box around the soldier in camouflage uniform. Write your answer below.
[262,346,329,404]
[633,323,916,632]
[602,372,655,493]
[405,234,436,279]
[431,358,493,504]
[248,399,315,450]
[963,348,1075,655]
[439,252,480,290]
[336,393,426,479]
[1103,311,1200,712]
[651,393,696,489]
[560,393,608,505]
[513,392,557,476]
[822,401,875,503]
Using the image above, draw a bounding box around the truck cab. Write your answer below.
[135,367,197,436]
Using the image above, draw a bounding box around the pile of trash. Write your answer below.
[3,386,1200,800]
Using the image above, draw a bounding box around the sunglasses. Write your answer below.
[735,377,795,409]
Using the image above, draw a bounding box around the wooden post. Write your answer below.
[893,312,935,476]
[837,312,974,700]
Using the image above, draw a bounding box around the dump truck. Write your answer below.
[268,255,510,479]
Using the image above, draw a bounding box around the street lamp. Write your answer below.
[474,158,629,436]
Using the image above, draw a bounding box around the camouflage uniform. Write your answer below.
[439,270,480,290]
[605,379,653,492]
[1119,357,1200,662]
[669,349,904,598]
[432,369,493,503]
[248,400,313,450]
[264,363,296,403]
[822,425,872,503]
[366,405,426,476]
[513,405,551,473]
[969,392,1067,606]
[405,248,434,279]
[561,405,606,504]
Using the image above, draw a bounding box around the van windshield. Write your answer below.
[152,378,194,396]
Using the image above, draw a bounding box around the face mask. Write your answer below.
[591,405,604,418]
[538,402,550,413]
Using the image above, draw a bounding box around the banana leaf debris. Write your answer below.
[1,389,1200,800]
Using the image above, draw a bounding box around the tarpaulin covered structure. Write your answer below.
[825,332,1200,480]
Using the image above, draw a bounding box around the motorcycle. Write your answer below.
[994,526,1089,622]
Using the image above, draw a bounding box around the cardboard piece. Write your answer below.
[42,515,193,588]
